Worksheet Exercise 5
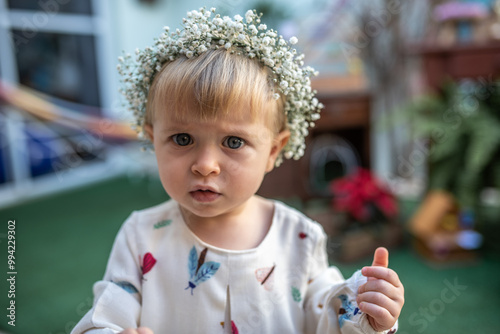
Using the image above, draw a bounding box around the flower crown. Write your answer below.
[117,7,323,165]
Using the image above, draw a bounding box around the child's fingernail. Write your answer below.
[362,267,367,274]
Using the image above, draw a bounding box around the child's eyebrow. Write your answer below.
[222,127,254,138]
[157,122,190,133]
[158,123,259,138]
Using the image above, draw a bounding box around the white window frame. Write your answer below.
[0,0,128,208]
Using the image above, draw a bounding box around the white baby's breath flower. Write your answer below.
[263,58,274,67]
[249,25,258,35]
[245,10,254,23]
[289,36,298,45]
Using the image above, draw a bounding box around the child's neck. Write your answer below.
[180,196,274,250]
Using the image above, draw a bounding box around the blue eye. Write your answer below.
[224,136,244,149]
[172,133,192,146]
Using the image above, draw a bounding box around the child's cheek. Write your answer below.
[227,160,241,174]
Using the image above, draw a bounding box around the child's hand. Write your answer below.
[357,247,404,332]
[119,328,154,334]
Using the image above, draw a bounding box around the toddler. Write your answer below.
[72,8,403,334]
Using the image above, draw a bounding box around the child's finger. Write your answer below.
[367,247,389,282]
[137,328,154,334]
[358,301,394,328]
[358,277,397,297]
[371,247,389,268]
[362,267,402,287]
[357,291,401,318]
[120,330,137,334]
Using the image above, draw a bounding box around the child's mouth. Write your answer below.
[190,189,221,202]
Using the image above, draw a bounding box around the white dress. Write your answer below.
[71,199,397,334]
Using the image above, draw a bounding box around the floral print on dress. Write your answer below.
[337,294,361,328]
[220,321,239,334]
[255,264,276,291]
[112,281,139,294]
[185,246,220,295]
[141,252,157,279]
[291,286,302,302]
[154,219,172,229]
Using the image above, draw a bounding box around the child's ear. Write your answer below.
[266,130,290,172]
[144,124,154,142]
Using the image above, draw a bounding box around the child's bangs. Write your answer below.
[146,48,283,128]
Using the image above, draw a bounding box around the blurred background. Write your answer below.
[0,0,500,333]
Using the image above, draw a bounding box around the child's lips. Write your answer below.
[189,189,221,202]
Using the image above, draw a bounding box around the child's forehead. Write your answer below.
[155,100,271,126]
[154,106,275,137]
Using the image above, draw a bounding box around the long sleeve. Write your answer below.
[71,213,143,334]
[304,233,398,334]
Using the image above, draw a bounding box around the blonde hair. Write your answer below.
[145,48,286,133]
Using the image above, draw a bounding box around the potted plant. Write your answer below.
[402,79,500,261]
[324,167,402,263]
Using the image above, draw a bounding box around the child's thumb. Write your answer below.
[371,247,389,268]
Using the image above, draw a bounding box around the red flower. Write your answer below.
[330,168,397,222]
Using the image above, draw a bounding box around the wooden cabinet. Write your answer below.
[414,42,500,90]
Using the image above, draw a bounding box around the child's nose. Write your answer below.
[191,146,221,176]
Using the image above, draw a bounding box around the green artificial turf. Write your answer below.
[0,175,499,334]
[0,175,169,334]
